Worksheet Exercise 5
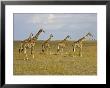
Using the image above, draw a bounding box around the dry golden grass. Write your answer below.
[13,40,97,75]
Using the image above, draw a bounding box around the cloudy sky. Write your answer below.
[14,13,97,40]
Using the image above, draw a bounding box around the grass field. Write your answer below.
[13,40,97,75]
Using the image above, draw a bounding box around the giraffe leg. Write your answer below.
[19,48,21,54]
[44,46,47,54]
[24,48,26,60]
[72,45,76,57]
[57,45,60,53]
[21,48,23,53]
[48,46,51,55]
[31,47,33,55]
[24,47,28,60]
[73,47,75,52]
[48,45,52,55]
[18,47,21,59]
[43,46,46,54]
[33,47,34,59]
[42,45,45,53]
[31,46,34,59]
[61,48,63,55]
[19,46,23,54]
[80,45,82,57]
[19,43,24,54]
[78,44,82,57]
[46,46,48,54]
[19,44,21,54]
[50,48,52,55]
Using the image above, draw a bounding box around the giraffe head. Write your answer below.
[39,28,45,33]
[31,33,33,36]
[34,28,45,40]
[87,32,96,40]
[86,32,93,37]
[67,35,71,39]
[50,34,53,38]
[84,32,96,41]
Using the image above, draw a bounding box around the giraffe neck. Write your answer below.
[61,37,68,43]
[79,37,85,42]
[33,31,42,40]
[85,33,89,37]
[46,36,52,42]
[82,33,90,40]
[75,36,85,44]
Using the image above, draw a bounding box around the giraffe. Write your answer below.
[57,35,71,54]
[72,32,93,57]
[19,28,45,60]
[42,34,53,54]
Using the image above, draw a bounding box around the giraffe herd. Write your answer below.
[18,28,94,60]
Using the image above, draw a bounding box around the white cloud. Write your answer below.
[28,14,47,24]
[29,14,40,24]
[28,14,64,30]
[27,13,97,33]
[48,14,55,23]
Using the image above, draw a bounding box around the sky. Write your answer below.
[14,13,97,40]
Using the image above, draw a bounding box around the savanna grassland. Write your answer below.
[13,40,97,75]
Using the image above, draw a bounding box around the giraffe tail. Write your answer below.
[73,48,75,52]
[42,45,44,52]
[19,48,20,54]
